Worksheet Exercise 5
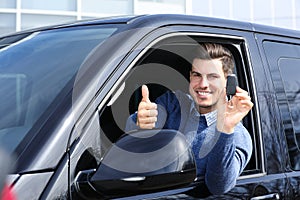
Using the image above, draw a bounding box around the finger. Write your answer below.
[141,85,150,103]
[231,95,252,106]
[235,86,245,93]
[235,93,251,101]
[138,102,157,111]
[138,109,158,118]
[239,100,254,107]
[140,123,156,129]
[232,93,251,101]
[138,117,157,124]
[234,87,251,99]
[235,87,250,96]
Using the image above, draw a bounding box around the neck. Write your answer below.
[199,107,214,114]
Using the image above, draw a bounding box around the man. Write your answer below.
[125,43,253,195]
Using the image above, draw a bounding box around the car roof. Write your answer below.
[58,14,254,31]
[2,14,300,40]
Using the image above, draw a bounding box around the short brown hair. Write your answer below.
[193,43,234,75]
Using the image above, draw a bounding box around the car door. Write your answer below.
[256,32,300,199]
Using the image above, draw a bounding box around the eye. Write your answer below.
[190,72,200,81]
[207,74,219,80]
[191,72,200,77]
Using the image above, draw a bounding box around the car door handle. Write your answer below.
[250,193,280,200]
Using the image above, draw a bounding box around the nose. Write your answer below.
[198,76,209,88]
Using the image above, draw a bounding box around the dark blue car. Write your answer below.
[1,14,300,199]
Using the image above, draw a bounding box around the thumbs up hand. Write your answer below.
[137,85,158,129]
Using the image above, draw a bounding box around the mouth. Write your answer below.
[196,90,211,97]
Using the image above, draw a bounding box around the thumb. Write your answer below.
[141,85,150,103]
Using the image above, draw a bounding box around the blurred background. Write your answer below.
[0,0,300,37]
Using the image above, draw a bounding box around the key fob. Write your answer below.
[226,74,238,96]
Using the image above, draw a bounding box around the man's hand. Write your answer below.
[137,85,158,129]
[217,86,253,133]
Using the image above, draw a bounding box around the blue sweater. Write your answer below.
[125,90,252,195]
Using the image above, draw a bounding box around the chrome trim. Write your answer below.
[238,172,267,180]
[121,176,146,182]
[250,193,280,200]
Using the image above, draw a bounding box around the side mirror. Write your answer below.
[74,129,196,199]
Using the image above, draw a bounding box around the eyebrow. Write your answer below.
[191,71,220,77]
[191,71,200,75]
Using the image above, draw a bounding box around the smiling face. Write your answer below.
[189,58,227,114]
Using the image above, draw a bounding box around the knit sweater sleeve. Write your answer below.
[205,123,252,195]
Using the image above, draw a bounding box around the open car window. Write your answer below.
[99,34,259,176]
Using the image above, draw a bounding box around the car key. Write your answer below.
[226,74,238,99]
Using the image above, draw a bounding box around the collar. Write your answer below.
[187,94,217,126]
[202,110,217,126]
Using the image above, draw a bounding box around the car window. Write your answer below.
[0,33,32,49]
[99,34,259,175]
[279,59,300,136]
[0,25,119,154]
[263,41,300,170]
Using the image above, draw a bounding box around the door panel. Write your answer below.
[258,36,300,199]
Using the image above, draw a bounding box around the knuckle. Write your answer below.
[139,110,148,117]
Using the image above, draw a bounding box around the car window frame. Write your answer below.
[96,29,263,180]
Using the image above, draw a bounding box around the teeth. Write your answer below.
[198,91,209,95]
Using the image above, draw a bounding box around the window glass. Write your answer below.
[0,25,119,154]
[279,58,300,170]
[82,0,132,15]
[21,0,76,11]
[263,41,300,170]
[0,14,16,36]
[0,0,16,8]
[279,59,300,142]
[21,14,76,30]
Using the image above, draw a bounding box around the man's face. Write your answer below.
[189,58,226,114]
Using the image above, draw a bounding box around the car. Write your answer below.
[1,14,300,199]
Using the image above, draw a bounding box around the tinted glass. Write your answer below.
[279,59,300,144]
[263,41,300,170]
[0,25,118,153]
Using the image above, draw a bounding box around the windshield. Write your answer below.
[0,25,119,153]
